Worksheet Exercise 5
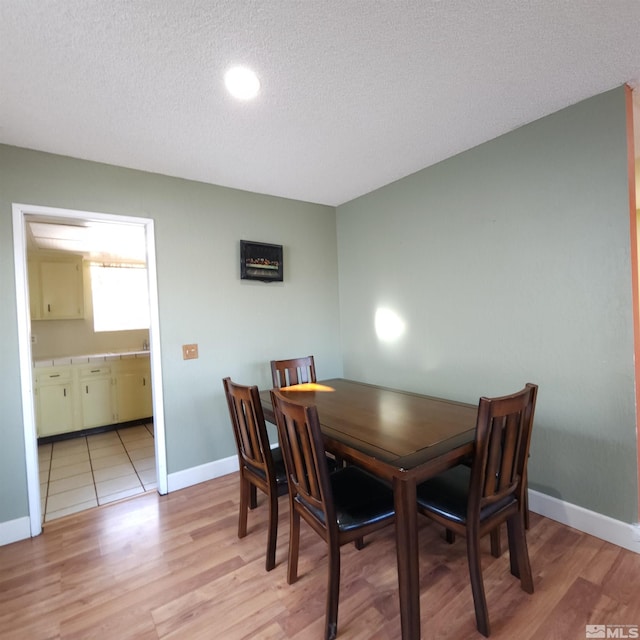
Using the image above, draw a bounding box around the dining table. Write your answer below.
[260,378,479,640]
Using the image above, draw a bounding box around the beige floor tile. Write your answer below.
[137,468,157,486]
[45,499,98,522]
[48,472,94,496]
[52,439,88,455]
[91,453,130,470]
[95,474,142,499]
[132,456,156,472]
[87,432,120,450]
[38,444,52,460]
[127,445,155,461]
[142,481,157,492]
[117,426,152,442]
[46,485,96,513]
[48,459,92,481]
[50,451,90,469]
[93,463,137,483]
[39,459,51,475]
[89,443,126,459]
[97,486,145,506]
[122,437,154,452]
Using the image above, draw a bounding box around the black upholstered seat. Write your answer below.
[270,389,395,640]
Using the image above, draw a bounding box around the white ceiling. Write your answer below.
[2,1,640,207]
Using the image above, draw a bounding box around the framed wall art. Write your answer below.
[240,240,283,282]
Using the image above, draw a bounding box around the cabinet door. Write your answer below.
[80,371,114,429]
[36,383,74,437]
[115,361,153,423]
[40,260,84,319]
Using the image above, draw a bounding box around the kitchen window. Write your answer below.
[90,262,150,332]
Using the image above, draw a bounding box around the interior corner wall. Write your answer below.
[336,86,639,523]
[0,145,341,525]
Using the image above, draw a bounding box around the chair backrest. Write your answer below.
[270,356,317,388]
[223,377,275,479]
[270,389,335,528]
[469,383,538,513]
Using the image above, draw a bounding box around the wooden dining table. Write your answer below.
[260,378,478,640]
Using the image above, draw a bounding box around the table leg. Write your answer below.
[393,475,420,640]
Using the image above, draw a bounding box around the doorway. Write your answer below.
[12,203,167,537]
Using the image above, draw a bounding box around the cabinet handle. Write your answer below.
[63,388,66,397]
[50,374,60,378]
[90,369,100,373]
[86,385,89,394]
[47,304,51,313]
[143,377,146,386]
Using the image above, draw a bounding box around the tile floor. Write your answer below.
[38,423,156,522]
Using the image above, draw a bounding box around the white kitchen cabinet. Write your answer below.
[79,366,115,428]
[114,357,152,423]
[34,368,76,437]
[29,253,84,320]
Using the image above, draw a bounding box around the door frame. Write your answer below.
[12,203,168,537]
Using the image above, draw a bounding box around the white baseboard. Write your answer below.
[167,453,239,492]
[528,489,640,554]
[0,516,31,547]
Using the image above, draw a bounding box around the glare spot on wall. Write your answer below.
[375,308,406,342]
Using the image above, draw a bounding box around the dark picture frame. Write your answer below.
[240,240,283,282]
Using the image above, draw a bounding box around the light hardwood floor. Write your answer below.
[1,472,639,639]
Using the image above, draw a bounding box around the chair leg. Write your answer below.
[265,490,278,572]
[490,526,502,558]
[249,484,258,510]
[506,513,534,593]
[445,528,456,544]
[466,529,490,637]
[325,539,341,640]
[287,507,300,584]
[354,537,364,550]
[238,476,250,538]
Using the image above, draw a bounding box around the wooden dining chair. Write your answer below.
[270,355,316,388]
[270,389,395,640]
[416,383,538,637]
[223,377,288,571]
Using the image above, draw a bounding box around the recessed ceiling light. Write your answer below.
[224,66,260,100]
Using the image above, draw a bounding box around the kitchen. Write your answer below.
[26,215,156,521]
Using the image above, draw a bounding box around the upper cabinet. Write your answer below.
[29,253,84,320]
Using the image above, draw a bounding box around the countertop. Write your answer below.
[34,349,150,367]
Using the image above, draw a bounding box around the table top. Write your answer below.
[261,378,478,480]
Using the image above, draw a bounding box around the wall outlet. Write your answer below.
[182,344,198,360]
[31,334,37,344]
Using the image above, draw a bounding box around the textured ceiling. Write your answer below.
[2,1,640,207]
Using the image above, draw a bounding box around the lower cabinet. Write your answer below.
[34,356,152,438]
[80,366,115,429]
[113,359,153,423]
[35,368,75,438]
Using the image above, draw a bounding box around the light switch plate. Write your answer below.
[182,343,198,360]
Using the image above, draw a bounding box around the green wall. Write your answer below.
[337,86,639,523]
[0,145,342,524]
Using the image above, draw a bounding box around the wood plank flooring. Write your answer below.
[1,471,639,639]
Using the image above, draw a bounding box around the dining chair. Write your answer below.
[416,383,538,637]
[270,389,395,640]
[270,355,316,388]
[222,377,288,571]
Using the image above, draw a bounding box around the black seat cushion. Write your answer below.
[416,465,514,525]
[298,466,395,532]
